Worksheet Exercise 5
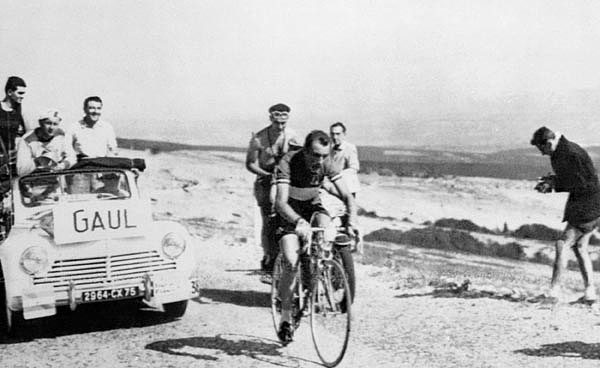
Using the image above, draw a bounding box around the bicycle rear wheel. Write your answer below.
[310,259,351,367]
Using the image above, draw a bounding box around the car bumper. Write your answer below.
[9,271,199,320]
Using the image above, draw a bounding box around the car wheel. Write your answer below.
[162,300,188,319]
[0,281,9,338]
[0,276,24,338]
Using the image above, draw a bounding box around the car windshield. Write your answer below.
[19,171,132,207]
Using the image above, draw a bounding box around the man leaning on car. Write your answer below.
[16,109,76,176]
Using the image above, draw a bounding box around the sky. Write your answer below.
[2,1,600,148]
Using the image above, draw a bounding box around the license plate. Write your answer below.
[81,287,140,303]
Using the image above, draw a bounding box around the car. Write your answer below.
[0,157,198,336]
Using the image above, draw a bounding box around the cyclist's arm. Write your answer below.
[245,137,271,177]
[275,182,303,224]
[332,178,357,226]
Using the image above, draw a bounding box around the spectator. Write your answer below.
[531,126,600,303]
[17,109,75,175]
[65,96,118,160]
[246,103,300,278]
[1,76,28,175]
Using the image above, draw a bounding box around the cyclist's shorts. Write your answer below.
[275,198,329,241]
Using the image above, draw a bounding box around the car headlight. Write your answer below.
[162,232,186,259]
[20,246,49,275]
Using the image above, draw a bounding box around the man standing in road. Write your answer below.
[246,103,300,279]
[329,122,360,197]
[531,126,600,303]
[65,96,118,160]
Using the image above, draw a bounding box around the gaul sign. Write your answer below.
[53,200,152,244]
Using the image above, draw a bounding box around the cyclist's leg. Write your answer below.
[278,233,301,324]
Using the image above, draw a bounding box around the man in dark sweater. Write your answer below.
[531,126,600,302]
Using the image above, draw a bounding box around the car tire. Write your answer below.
[0,275,27,339]
[0,280,9,339]
[163,300,188,319]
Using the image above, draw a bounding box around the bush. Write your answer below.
[433,218,494,234]
[512,224,561,241]
[531,250,553,265]
[364,227,526,261]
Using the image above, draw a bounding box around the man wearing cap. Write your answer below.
[65,96,118,160]
[246,103,300,278]
[531,126,600,302]
[17,109,76,176]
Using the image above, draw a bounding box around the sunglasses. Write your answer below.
[271,111,289,118]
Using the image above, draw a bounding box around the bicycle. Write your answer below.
[271,215,353,367]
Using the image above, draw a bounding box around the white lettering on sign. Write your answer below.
[53,200,152,244]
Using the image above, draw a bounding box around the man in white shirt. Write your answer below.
[17,109,76,175]
[65,96,118,160]
[328,122,360,196]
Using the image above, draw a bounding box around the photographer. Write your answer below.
[531,126,600,303]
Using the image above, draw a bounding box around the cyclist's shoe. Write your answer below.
[277,321,294,345]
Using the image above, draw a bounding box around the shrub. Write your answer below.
[364,227,526,261]
[531,250,553,265]
[512,224,561,241]
[433,218,494,234]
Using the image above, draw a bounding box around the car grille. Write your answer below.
[33,251,177,291]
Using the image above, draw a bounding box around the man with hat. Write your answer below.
[16,109,76,176]
[531,126,600,302]
[246,103,300,280]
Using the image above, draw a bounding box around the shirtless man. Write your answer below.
[246,103,300,277]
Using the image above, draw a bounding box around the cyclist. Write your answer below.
[274,130,358,344]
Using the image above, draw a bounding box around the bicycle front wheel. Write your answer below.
[310,259,351,367]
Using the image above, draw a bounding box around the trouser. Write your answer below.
[254,178,278,267]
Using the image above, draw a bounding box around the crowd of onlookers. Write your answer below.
[0,76,118,179]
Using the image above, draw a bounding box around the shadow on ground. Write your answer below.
[516,341,600,360]
[394,281,559,306]
[146,333,302,367]
[225,268,265,277]
[0,300,176,344]
[195,288,270,308]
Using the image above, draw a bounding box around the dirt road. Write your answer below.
[1,150,600,367]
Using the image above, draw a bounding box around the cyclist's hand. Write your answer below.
[347,225,362,253]
[294,218,311,241]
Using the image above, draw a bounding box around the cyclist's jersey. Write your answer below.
[275,149,342,202]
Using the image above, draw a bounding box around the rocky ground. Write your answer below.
[1,149,600,368]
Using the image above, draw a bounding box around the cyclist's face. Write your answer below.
[307,142,330,171]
